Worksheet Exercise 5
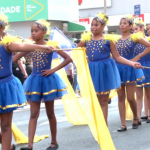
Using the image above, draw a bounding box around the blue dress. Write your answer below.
[86,39,121,95]
[23,50,68,102]
[116,38,144,84]
[0,45,27,113]
[134,43,150,87]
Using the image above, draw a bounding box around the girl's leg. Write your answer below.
[1,112,13,150]
[28,101,41,148]
[117,85,126,126]
[126,84,138,124]
[45,101,58,147]
[143,92,149,117]
[144,87,150,120]
[98,94,109,125]
[136,87,143,120]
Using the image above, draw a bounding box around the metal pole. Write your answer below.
[104,0,108,34]
[104,0,107,14]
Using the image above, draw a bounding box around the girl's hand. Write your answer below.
[24,75,28,79]
[131,55,140,62]
[132,62,142,69]
[44,45,55,53]
[41,69,55,77]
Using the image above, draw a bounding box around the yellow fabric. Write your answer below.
[51,48,116,149]
[52,58,87,125]
[130,32,143,43]
[70,48,116,150]
[81,31,92,42]
[125,100,133,120]
[97,12,108,25]
[109,91,117,98]
[36,19,51,35]
[147,36,150,42]
[104,34,120,44]
[46,40,59,48]
[12,123,49,144]
[0,35,20,46]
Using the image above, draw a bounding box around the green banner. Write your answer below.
[0,0,48,22]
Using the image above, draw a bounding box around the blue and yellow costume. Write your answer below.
[23,42,68,102]
[116,34,144,84]
[134,38,150,87]
[82,33,121,95]
[0,36,27,113]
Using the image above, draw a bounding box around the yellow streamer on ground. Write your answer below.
[70,48,116,150]
[12,123,49,144]
[52,58,87,125]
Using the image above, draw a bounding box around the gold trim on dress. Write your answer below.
[96,87,121,95]
[25,87,68,96]
[136,82,150,87]
[0,102,27,110]
[125,76,145,84]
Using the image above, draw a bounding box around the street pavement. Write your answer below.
[9,96,150,150]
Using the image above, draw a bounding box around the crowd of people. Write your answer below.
[0,11,150,150]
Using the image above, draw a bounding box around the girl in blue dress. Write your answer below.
[77,12,142,125]
[116,15,150,132]
[133,19,150,124]
[0,14,54,150]
[14,19,71,150]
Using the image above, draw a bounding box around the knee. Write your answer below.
[30,111,39,120]
[99,98,108,107]
[146,95,150,101]
[1,122,11,133]
[127,97,135,103]
[118,95,125,102]
[47,111,55,120]
[136,93,143,100]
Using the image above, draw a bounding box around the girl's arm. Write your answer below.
[17,60,28,78]
[13,52,29,63]
[6,42,54,53]
[42,51,72,77]
[77,41,86,47]
[110,42,141,68]
[132,38,150,61]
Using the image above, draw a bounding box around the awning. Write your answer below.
[68,21,90,32]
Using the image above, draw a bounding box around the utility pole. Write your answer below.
[104,0,107,14]
[104,0,108,34]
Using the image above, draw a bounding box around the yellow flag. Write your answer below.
[70,48,116,150]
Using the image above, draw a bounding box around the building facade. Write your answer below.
[1,0,79,39]
[79,0,150,35]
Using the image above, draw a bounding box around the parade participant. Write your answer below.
[77,12,142,125]
[18,19,71,150]
[132,19,150,123]
[0,13,54,150]
[116,15,150,132]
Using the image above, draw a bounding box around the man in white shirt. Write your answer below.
[65,62,74,85]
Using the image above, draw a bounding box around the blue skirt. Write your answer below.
[89,58,121,95]
[116,63,145,85]
[0,74,27,113]
[137,61,150,87]
[23,73,68,102]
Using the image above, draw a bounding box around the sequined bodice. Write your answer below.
[0,45,13,78]
[117,38,136,60]
[32,50,53,75]
[86,39,111,61]
[134,44,150,62]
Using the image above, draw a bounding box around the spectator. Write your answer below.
[65,62,74,85]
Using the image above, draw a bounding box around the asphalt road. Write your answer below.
[7,96,150,150]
